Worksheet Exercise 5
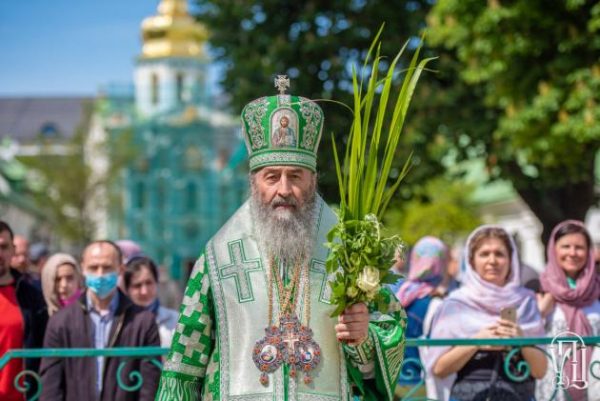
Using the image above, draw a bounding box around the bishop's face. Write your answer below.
[252,166,316,221]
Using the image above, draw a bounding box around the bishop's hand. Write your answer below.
[335,303,369,346]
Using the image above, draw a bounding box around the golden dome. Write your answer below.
[140,0,208,59]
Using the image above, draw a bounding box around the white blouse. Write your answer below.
[536,300,600,401]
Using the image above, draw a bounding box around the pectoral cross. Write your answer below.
[274,75,290,95]
[281,324,300,354]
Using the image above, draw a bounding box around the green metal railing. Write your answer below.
[2,337,599,401]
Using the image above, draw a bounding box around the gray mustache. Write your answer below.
[271,196,298,208]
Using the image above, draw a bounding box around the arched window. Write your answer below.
[135,181,146,209]
[185,181,197,212]
[157,177,166,211]
[151,73,159,105]
[176,72,185,104]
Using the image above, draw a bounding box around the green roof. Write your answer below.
[449,158,517,205]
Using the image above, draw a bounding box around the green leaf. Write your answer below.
[330,302,347,317]
[381,272,402,284]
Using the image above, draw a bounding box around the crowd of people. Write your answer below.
[394,221,600,401]
[2,217,598,401]
[1,79,600,401]
[0,220,178,401]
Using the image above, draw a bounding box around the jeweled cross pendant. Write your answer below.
[282,324,300,354]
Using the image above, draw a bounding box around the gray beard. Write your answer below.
[250,185,317,265]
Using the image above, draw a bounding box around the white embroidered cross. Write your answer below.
[219,241,261,302]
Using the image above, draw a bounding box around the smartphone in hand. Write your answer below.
[500,306,517,323]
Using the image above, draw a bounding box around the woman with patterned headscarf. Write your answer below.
[536,220,600,401]
[395,236,449,397]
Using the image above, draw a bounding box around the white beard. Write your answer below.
[250,183,317,265]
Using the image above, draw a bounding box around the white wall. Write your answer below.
[134,59,207,118]
[479,198,546,271]
[84,113,109,238]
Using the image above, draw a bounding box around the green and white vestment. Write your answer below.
[156,196,407,401]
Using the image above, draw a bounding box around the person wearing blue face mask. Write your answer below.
[39,240,160,401]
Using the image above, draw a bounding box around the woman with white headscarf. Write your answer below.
[423,226,546,401]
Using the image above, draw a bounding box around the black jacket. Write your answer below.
[39,290,160,401]
[10,269,48,365]
[8,269,48,398]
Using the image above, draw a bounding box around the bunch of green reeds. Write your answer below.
[325,28,435,316]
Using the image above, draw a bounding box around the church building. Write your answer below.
[97,0,247,280]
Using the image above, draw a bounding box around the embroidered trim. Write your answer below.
[299,97,323,151]
[163,256,212,381]
[340,343,349,401]
[243,97,269,150]
[310,260,332,304]
[156,376,203,401]
[249,151,316,171]
[342,333,375,365]
[298,394,344,401]
[229,396,273,401]
[371,326,393,401]
[206,241,231,401]
[278,94,291,106]
[163,360,207,378]
[274,359,284,400]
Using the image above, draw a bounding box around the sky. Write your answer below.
[0,0,209,96]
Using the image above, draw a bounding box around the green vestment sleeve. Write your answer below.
[343,288,407,401]
[156,255,215,401]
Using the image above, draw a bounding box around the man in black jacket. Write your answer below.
[40,240,160,401]
[0,220,48,400]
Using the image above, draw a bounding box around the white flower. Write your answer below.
[357,266,380,298]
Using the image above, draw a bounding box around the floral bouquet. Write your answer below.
[325,28,434,317]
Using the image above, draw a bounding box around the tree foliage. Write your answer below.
[195,0,600,244]
[384,177,481,245]
[194,0,440,202]
[19,105,135,246]
[427,0,600,242]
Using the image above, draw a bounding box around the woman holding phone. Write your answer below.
[536,220,600,401]
[424,225,546,401]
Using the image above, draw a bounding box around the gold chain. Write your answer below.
[265,254,313,330]
[267,255,303,324]
[302,259,311,326]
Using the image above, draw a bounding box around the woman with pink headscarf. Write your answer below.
[536,220,600,401]
[423,226,546,401]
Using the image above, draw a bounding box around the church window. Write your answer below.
[185,181,197,211]
[135,181,146,209]
[184,147,203,171]
[155,218,164,237]
[151,73,159,105]
[156,249,165,266]
[184,221,199,239]
[40,122,59,138]
[176,72,185,104]
[135,221,145,239]
[157,177,166,210]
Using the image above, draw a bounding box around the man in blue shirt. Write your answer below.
[40,240,160,401]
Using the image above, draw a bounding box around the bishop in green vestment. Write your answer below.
[156,78,407,401]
